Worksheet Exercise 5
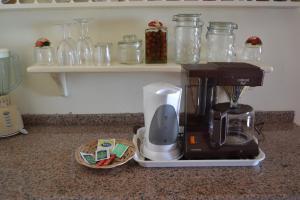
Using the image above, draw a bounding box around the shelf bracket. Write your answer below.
[50,72,68,97]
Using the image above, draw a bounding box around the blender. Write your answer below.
[0,49,27,138]
[183,62,264,159]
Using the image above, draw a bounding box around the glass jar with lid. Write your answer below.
[118,34,143,64]
[145,20,167,64]
[173,14,203,64]
[240,36,263,63]
[206,22,238,62]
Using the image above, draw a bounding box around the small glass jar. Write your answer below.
[145,22,167,64]
[34,46,55,65]
[173,14,203,64]
[240,36,263,63]
[118,35,143,65]
[94,42,112,66]
[206,22,238,62]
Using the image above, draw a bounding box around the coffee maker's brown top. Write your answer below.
[182,62,264,86]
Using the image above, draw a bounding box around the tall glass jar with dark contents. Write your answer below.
[145,20,167,64]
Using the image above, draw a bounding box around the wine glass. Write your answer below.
[75,18,93,65]
[57,23,77,66]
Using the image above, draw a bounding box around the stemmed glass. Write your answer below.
[57,23,77,66]
[75,18,93,65]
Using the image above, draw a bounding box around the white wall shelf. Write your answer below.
[27,63,182,96]
[27,63,182,73]
[27,63,273,97]
[1,0,300,10]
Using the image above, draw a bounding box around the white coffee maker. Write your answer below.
[142,82,182,161]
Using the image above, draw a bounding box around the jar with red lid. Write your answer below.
[145,21,167,64]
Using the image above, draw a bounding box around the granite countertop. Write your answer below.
[0,122,300,200]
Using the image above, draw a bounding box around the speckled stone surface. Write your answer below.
[23,111,294,126]
[0,123,299,200]
[22,113,145,126]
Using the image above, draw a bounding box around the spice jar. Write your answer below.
[206,22,238,62]
[145,20,167,64]
[34,38,55,65]
[173,14,203,64]
[118,35,143,65]
[240,36,263,63]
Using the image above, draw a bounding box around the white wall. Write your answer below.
[0,7,299,124]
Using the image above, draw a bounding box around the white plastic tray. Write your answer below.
[133,127,265,168]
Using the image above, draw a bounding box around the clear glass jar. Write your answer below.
[94,42,112,66]
[240,36,263,63]
[34,46,55,65]
[145,24,167,64]
[173,14,203,64]
[206,22,238,62]
[118,35,143,65]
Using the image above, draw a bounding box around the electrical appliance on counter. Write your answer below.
[141,82,182,161]
[183,62,264,160]
[0,48,27,138]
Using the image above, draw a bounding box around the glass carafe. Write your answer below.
[206,22,238,62]
[210,103,255,148]
[173,14,203,64]
[226,105,255,145]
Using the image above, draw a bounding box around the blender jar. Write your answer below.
[206,22,238,62]
[173,14,203,64]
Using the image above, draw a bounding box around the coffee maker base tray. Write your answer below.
[133,128,265,168]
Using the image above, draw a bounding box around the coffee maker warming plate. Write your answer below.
[133,127,265,168]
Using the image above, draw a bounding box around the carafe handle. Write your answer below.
[211,110,227,147]
[196,78,207,116]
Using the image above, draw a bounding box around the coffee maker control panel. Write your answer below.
[183,62,264,86]
[189,135,201,145]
